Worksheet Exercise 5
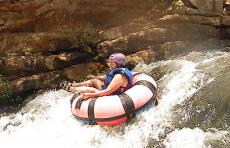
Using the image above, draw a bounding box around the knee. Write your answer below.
[91,78,101,84]
[92,78,103,86]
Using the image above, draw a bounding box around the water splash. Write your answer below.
[0,50,229,148]
[164,128,230,148]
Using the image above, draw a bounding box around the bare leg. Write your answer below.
[69,86,100,94]
[71,78,104,90]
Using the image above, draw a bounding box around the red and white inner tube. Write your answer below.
[71,72,157,126]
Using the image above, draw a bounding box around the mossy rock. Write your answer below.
[0,75,13,104]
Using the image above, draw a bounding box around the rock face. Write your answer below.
[191,0,223,14]
[0,0,229,100]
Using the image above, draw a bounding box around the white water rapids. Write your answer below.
[0,50,229,148]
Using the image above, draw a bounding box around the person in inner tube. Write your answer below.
[62,53,133,99]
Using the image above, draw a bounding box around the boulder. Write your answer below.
[0,32,90,56]
[96,24,220,57]
[1,51,88,80]
[63,62,105,81]
[191,0,224,15]
[10,71,62,95]
[127,39,225,65]
[10,62,104,95]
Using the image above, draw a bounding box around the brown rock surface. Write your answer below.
[222,16,230,26]
[0,0,229,100]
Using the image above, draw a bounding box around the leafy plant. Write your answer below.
[0,74,13,104]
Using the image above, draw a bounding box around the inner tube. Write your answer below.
[71,72,158,126]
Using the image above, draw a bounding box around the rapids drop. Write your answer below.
[0,50,230,148]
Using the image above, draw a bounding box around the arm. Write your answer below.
[82,74,123,99]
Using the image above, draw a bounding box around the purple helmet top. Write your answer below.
[108,53,127,66]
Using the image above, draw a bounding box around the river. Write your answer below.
[0,49,229,148]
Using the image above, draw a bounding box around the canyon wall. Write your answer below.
[0,0,229,102]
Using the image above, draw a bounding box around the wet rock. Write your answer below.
[0,32,81,55]
[1,51,88,80]
[183,69,230,129]
[9,61,104,95]
[0,0,164,33]
[191,0,224,15]
[0,0,229,100]
[63,62,104,81]
[10,71,62,95]
[221,28,230,39]
[222,16,230,26]
[97,24,220,57]
[156,14,221,26]
[127,39,225,66]
[224,40,230,47]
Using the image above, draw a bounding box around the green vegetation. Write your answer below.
[0,74,13,104]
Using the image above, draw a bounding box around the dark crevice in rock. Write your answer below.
[2,50,95,80]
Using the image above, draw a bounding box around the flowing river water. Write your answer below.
[0,49,230,148]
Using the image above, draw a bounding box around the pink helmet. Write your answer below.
[108,53,127,67]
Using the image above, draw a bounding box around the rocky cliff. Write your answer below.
[0,0,229,102]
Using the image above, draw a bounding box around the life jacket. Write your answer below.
[103,68,132,95]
